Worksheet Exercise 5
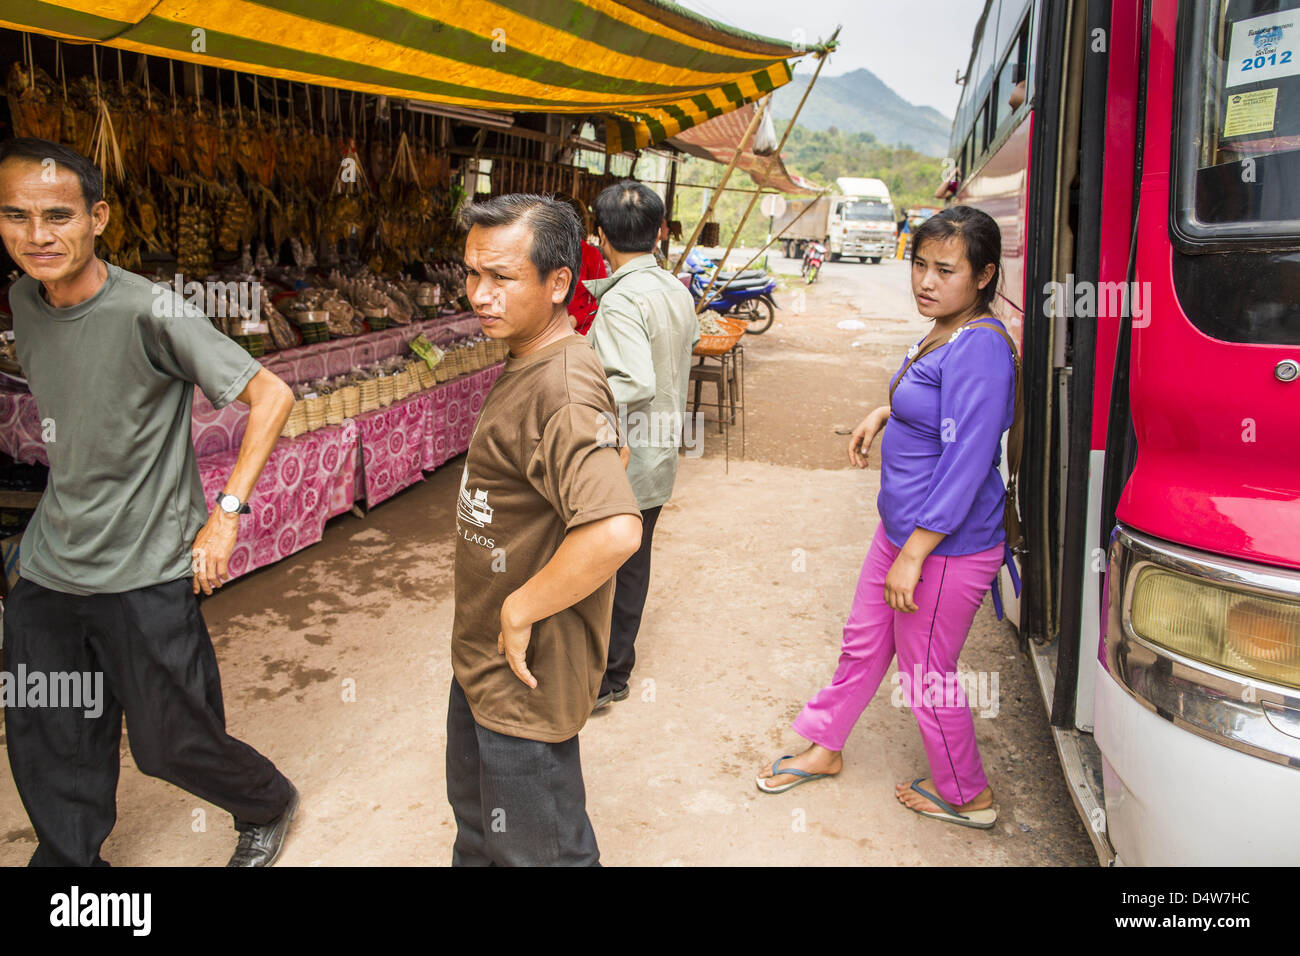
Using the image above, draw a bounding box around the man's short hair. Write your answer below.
[593,181,664,254]
[0,138,103,213]
[458,193,583,305]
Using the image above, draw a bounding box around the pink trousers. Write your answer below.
[792,524,1004,806]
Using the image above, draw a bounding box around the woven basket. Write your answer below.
[473,339,489,367]
[299,321,329,344]
[693,315,748,356]
[358,379,380,413]
[377,375,396,407]
[393,369,413,401]
[233,333,266,358]
[414,360,435,391]
[303,395,328,431]
[325,391,346,426]
[338,384,360,418]
[281,401,308,439]
[433,360,449,383]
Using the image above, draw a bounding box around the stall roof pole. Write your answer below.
[661,152,679,259]
[694,31,837,308]
[670,97,766,273]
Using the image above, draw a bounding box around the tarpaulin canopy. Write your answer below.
[667,99,819,195]
[2,0,826,153]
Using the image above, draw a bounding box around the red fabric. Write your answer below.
[569,241,608,335]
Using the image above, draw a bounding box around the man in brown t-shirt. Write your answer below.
[446,194,643,866]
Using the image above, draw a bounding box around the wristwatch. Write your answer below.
[217,492,252,516]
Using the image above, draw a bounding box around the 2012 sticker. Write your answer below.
[1227,10,1300,88]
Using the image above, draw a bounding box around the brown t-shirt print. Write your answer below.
[451,334,642,742]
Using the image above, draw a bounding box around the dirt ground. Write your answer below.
[0,255,1095,866]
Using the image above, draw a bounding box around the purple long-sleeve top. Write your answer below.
[878,321,1016,556]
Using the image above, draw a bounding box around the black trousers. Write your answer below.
[2,576,294,866]
[602,504,662,696]
[445,678,599,866]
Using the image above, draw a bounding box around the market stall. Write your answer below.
[0,4,831,579]
[0,33,509,578]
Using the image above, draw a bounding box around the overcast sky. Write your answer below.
[677,0,985,118]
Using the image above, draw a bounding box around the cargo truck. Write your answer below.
[774,177,897,263]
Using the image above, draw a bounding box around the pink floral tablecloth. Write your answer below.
[0,387,46,466]
[355,363,502,507]
[0,361,503,578]
[196,419,358,580]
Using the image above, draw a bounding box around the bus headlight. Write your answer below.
[1130,566,1300,688]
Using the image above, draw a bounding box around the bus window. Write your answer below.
[1172,0,1300,344]
[976,102,989,156]
[1175,0,1300,240]
[970,2,998,105]
[995,20,1031,132]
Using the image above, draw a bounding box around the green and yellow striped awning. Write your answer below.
[1,0,825,153]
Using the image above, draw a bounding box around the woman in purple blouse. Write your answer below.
[756,206,1019,830]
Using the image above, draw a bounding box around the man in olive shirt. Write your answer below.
[448,194,642,866]
[0,138,298,866]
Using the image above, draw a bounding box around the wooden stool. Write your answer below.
[688,345,744,469]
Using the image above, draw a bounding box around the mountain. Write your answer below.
[769,68,953,158]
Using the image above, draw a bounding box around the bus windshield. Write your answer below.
[841,200,893,221]
[1176,0,1300,243]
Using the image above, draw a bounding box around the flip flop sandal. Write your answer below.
[755,755,832,794]
[904,778,997,829]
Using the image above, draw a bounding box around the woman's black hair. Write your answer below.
[909,205,1002,314]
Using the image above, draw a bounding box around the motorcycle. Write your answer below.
[801,240,827,284]
[679,250,778,334]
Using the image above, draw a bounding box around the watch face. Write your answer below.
[219,494,240,513]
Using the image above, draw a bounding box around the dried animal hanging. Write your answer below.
[216,186,256,253]
[4,38,60,140]
[178,190,214,276]
[169,63,191,175]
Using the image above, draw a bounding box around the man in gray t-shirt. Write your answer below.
[0,138,299,867]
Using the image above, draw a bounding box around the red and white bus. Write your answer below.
[947,0,1300,865]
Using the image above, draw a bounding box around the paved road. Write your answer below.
[0,253,1097,866]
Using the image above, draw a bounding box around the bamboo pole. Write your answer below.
[671,100,766,273]
[661,150,679,259]
[695,38,837,310]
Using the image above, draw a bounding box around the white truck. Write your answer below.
[774,177,897,263]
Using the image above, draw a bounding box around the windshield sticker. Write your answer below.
[1227,10,1300,88]
[1224,88,1279,138]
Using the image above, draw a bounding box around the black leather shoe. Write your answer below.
[593,684,630,710]
[227,784,299,867]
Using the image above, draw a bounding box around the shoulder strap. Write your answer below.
[888,338,943,404]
